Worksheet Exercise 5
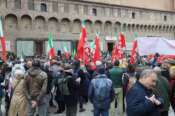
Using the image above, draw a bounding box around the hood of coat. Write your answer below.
[28,67,41,77]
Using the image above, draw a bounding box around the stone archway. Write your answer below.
[21,15,32,30]
[94,20,102,33]
[122,23,127,32]
[104,21,112,35]
[114,22,121,33]
[5,14,18,31]
[72,19,81,33]
[127,24,131,32]
[34,16,46,31]
[48,17,58,32]
[60,18,70,33]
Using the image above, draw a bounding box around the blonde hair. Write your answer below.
[169,66,175,78]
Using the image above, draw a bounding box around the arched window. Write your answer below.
[41,3,47,12]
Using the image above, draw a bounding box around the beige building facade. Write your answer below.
[0,0,175,56]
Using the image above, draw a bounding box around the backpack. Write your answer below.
[93,74,112,101]
[50,65,61,79]
[57,76,71,96]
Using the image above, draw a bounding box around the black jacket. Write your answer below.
[126,81,163,116]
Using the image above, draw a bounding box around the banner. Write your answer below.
[137,37,175,56]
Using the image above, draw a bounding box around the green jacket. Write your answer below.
[109,66,124,88]
[153,74,170,111]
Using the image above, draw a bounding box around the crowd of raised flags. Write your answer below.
[47,20,139,66]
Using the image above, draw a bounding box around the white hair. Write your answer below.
[14,69,25,77]
[153,67,161,73]
[140,69,156,79]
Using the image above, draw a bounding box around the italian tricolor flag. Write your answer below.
[0,17,6,62]
[47,33,55,59]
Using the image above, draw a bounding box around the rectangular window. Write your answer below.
[17,40,34,57]
[132,12,135,19]
[105,8,109,16]
[164,15,167,21]
[118,8,121,17]
[113,8,118,17]
[105,8,112,17]
[28,0,34,10]
[41,3,47,12]
[74,4,79,14]
[52,2,58,12]
[101,7,105,16]
[59,3,64,13]
[83,5,88,15]
[64,3,69,13]
[92,8,97,16]
[15,0,21,9]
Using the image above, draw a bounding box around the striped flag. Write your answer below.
[47,33,55,59]
[0,17,6,62]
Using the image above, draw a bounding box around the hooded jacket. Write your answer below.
[24,67,48,104]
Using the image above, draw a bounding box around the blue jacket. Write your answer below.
[88,74,115,110]
[126,81,162,116]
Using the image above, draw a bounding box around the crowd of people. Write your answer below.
[0,51,174,116]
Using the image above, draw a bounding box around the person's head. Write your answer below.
[88,62,96,71]
[139,69,157,90]
[57,50,62,56]
[64,63,73,75]
[161,60,171,70]
[153,66,161,75]
[72,60,80,69]
[154,53,160,58]
[97,65,105,74]
[127,64,136,73]
[14,69,25,79]
[96,61,102,70]
[114,60,120,66]
[32,59,40,68]
[26,60,33,68]
[50,58,57,65]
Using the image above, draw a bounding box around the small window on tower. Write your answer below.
[41,3,47,12]
[132,12,135,19]
[92,8,97,16]
[164,15,167,21]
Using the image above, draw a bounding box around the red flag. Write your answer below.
[77,21,87,60]
[84,46,91,65]
[93,33,101,63]
[0,18,6,62]
[112,43,123,62]
[118,33,126,48]
[130,40,138,64]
